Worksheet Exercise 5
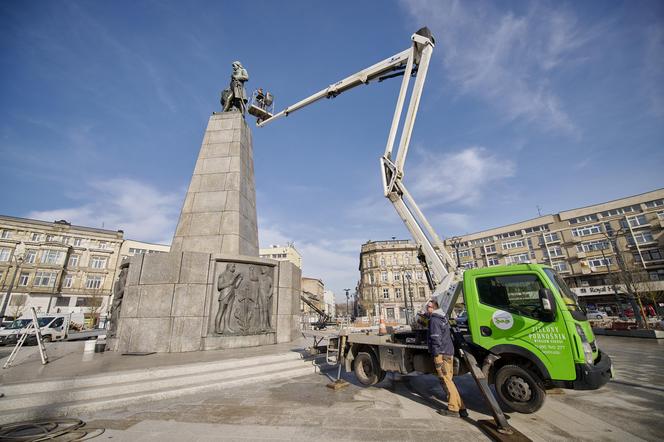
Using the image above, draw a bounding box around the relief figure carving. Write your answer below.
[215,263,243,334]
[213,263,274,336]
[107,265,128,338]
[258,267,273,331]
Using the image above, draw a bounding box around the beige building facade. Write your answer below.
[358,189,664,320]
[0,215,124,323]
[0,215,175,325]
[259,244,302,269]
[358,239,431,323]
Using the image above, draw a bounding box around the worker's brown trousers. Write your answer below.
[434,354,465,412]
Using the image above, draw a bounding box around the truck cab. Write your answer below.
[461,263,612,412]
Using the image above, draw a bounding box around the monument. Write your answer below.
[108,62,301,353]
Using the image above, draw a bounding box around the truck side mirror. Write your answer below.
[538,288,557,321]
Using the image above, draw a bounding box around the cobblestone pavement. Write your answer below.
[70,335,663,441]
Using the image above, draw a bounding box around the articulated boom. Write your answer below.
[258,27,462,315]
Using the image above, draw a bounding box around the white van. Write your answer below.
[0,314,70,346]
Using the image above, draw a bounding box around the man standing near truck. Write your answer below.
[427,299,468,418]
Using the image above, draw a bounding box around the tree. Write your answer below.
[9,294,27,320]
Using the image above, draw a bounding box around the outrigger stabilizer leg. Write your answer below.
[451,328,528,440]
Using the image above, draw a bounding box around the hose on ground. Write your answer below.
[0,418,105,441]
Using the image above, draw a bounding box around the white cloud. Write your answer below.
[258,220,363,302]
[28,178,182,244]
[409,146,515,207]
[400,0,597,134]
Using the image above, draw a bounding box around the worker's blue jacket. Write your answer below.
[427,311,454,356]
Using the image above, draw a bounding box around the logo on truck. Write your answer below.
[492,310,513,330]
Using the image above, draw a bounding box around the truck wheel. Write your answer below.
[354,351,383,386]
[42,335,52,343]
[495,364,545,414]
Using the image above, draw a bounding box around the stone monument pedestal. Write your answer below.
[110,112,300,353]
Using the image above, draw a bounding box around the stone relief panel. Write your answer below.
[213,262,274,336]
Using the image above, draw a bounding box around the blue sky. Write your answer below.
[1,1,663,300]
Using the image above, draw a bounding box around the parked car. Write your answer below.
[586,310,608,320]
[454,310,468,330]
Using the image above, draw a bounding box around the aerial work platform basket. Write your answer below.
[248,88,274,123]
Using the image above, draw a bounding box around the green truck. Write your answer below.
[255,27,613,420]
[334,263,612,414]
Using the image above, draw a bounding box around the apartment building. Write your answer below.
[0,215,124,322]
[358,239,432,323]
[259,244,302,268]
[357,189,664,320]
[0,215,175,324]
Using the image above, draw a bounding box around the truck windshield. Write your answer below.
[544,268,583,312]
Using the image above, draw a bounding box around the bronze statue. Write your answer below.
[221,61,249,114]
[215,263,243,334]
[108,265,128,338]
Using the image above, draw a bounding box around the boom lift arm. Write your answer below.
[258,27,461,315]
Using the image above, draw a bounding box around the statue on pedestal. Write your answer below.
[221,61,249,114]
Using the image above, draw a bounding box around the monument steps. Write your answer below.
[1,352,303,396]
[0,352,317,425]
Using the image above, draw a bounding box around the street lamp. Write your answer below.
[344,288,350,318]
[400,272,409,324]
[450,236,462,269]
[406,273,413,321]
[0,245,25,321]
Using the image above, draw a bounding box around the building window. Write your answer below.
[601,206,640,217]
[72,237,83,246]
[463,261,478,269]
[85,275,104,289]
[379,257,385,266]
[392,256,397,265]
[416,271,423,281]
[524,225,548,234]
[0,248,11,262]
[587,258,611,268]
[68,255,80,267]
[571,224,601,237]
[408,286,414,298]
[63,274,73,288]
[487,257,500,266]
[418,286,426,298]
[46,234,56,242]
[576,240,609,253]
[395,287,402,298]
[41,249,64,265]
[34,271,57,287]
[644,199,664,208]
[90,256,108,269]
[382,288,390,299]
[622,215,648,228]
[546,246,564,258]
[629,231,655,245]
[552,261,569,272]
[569,214,598,224]
[25,249,37,264]
[637,249,663,262]
[386,308,395,319]
[381,272,388,282]
[18,272,30,286]
[98,241,109,249]
[1,229,11,239]
[31,232,41,241]
[55,296,70,307]
[543,232,560,243]
[498,231,520,239]
[507,253,529,264]
[368,273,375,284]
[484,244,497,254]
[458,249,472,258]
[393,272,401,282]
[502,240,524,250]
[657,210,664,220]
[404,254,410,265]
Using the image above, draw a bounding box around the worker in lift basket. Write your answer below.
[427,297,468,418]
